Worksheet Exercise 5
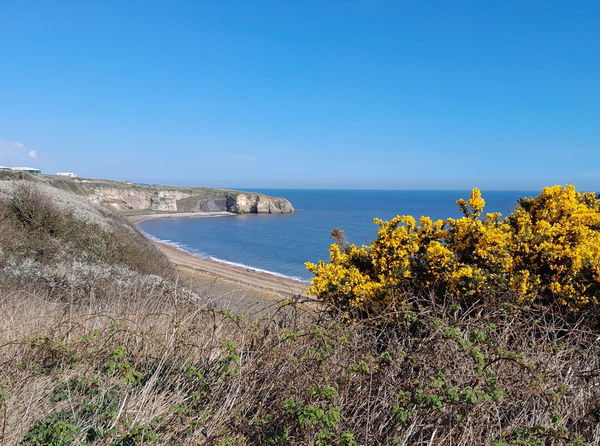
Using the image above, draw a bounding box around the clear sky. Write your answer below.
[0,1,598,190]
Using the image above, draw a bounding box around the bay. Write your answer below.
[139,189,534,281]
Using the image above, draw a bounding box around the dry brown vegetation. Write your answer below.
[1,179,600,445]
[2,289,600,445]
[0,181,172,295]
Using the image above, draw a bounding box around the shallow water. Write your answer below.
[139,189,534,281]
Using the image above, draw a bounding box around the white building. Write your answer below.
[56,172,77,178]
[11,167,41,174]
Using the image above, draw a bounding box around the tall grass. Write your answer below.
[1,289,599,445]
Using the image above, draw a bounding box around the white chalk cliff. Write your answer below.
[86,187,294,214]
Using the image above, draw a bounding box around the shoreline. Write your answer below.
[127,211,235,224]
[127,212,313,303]
[155,241,310,301]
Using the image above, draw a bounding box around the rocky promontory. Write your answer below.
[85,183,295,215]
[0,171,295,215]
[85,187,294,215]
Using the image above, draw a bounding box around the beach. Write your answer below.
[127,211,235,224]
[128,213,315,315]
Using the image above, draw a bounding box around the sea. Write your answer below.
[139,190,535,282]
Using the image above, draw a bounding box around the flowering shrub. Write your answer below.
[305,185,600,317]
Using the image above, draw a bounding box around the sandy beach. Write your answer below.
[155,241,309,299]
[127,211,235,224]
[128,213,316,314]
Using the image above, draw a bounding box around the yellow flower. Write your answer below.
[306,185,600,319]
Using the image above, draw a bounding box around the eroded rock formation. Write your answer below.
[225,193,294,214]
[86,186,294,214]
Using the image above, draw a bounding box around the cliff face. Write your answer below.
[225,193,294,214]
[87,188,191,212]
[0,171,295,215]
[85,184,294,214]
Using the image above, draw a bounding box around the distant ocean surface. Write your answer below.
[139,190,535,281]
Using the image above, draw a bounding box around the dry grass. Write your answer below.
[0,181,172,296]
[1,287,599,445]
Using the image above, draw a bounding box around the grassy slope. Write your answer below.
[0,179,173,292]
[0,178,599,445]
[0,170,240,196]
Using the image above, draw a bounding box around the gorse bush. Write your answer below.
[508,186,600,307]
[306,185,600,318]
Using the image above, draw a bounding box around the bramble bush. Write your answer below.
[306,185,600,318]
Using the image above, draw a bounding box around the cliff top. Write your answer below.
[0,170,294,214]
[0,170,243,197]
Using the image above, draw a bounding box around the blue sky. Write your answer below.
[0,1,598,190]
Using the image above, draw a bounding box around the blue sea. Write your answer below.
[139,190,535,281]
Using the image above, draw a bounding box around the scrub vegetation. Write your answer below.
[0,178,599,445]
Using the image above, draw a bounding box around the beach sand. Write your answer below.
[127,211,235,224]
[128,213,318,316]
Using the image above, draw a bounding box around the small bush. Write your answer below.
[306,185,600,318]
[9,182,68,236]
[21,411,82,445]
